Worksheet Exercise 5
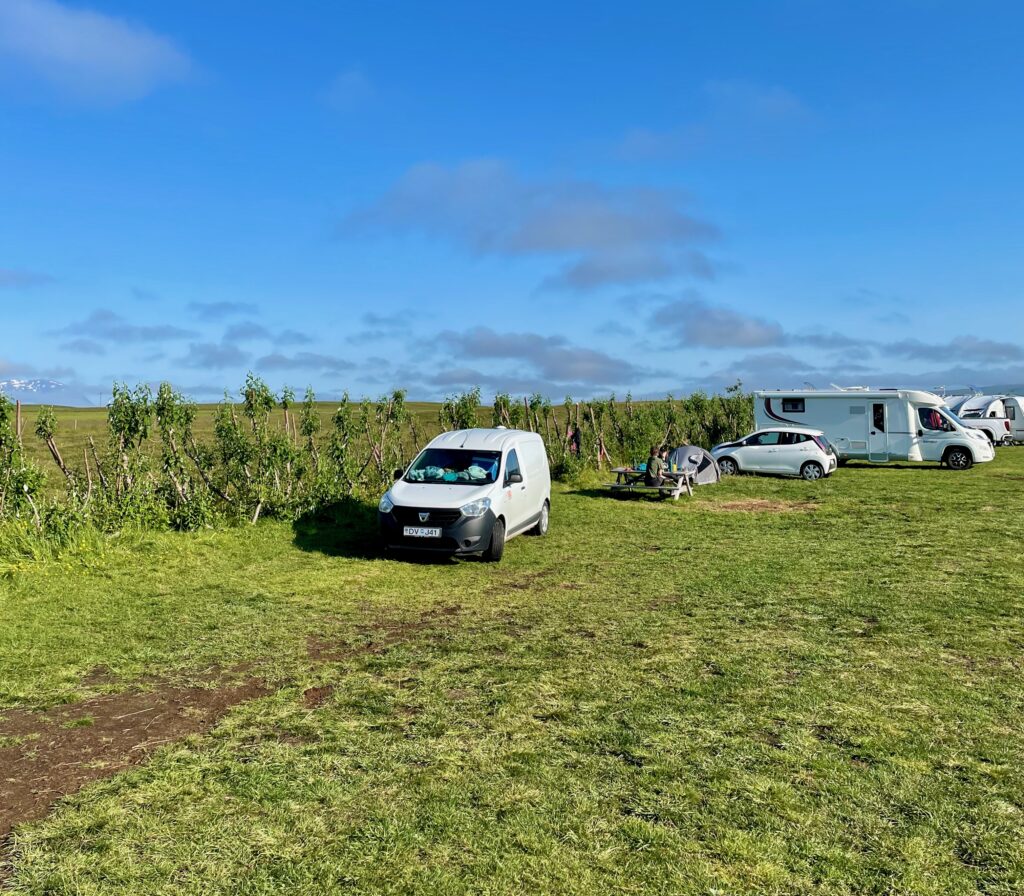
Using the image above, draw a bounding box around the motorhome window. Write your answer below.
[504,449,521,485]
[782,398,805,413]
[404,448,501,484]
[1007,406,1016,420]
[872,404,885,432]
[751,432,782,446]
[918,408,953,433]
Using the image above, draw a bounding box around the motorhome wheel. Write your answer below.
[945,447,973,470]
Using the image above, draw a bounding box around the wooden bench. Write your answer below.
[607,468,693,500]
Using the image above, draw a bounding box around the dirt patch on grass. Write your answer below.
[703,499,818,513]
[307,604,464,662]
[1,604,465,859]
[0,676,271,842]
[302,685,334,708]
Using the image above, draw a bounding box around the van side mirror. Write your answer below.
[393,468,404,480]
[507,471,523,485]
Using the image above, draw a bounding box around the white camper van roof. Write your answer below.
[756,388,943,404]
[427,428,539,451]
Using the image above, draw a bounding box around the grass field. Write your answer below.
[2,448,1024,894]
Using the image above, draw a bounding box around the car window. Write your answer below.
[751,432,781,446]
[918,408,954,432]
[504,449,521,485]
[779,432,806,445]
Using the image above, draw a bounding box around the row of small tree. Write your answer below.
[0,376,753,545]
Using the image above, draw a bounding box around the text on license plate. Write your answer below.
[403,526,442,538]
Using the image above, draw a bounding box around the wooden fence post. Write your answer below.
[15,399,22,447]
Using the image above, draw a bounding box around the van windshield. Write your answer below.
[404,448,501,484]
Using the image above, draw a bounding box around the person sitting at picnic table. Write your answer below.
[645,445,669,486]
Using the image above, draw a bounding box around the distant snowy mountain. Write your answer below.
[0,379,93,407]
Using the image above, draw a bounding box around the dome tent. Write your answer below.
[667,445,720,486]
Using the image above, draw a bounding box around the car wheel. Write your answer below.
[801,461,825,481]
[530,500,550,536]
[483,517,506,562]
[945,447,973,470]
[718,457,739,476]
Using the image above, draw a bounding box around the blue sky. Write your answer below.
[1,0,1023,404]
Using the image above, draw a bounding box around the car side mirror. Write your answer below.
[507,471,523,484]
[393,468,404,480]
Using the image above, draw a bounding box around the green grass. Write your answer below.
[2,451,1024,893]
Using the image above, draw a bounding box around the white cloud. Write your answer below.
[344,159,718,290]
[0,0,192,104]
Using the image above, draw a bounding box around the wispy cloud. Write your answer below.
[615,80,809,161]
[54,309,197,343]
[187,301,258,321]
[885,336,1023,364]
[0,267,53,288]
[430,325,661,389]
[254,352,354,373]
[0,0,192,104]
[324,66,374,111]
[344,159,718,290]
[652,295,785,348]
[178,342,250,370]
[59,338,106,356]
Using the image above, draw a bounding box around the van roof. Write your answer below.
[426,428,541,451]
[756,389,942,404]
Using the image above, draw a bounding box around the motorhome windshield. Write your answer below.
[405,448,501,484]
[918,407,961,432]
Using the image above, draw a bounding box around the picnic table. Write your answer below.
[607,466,693,500]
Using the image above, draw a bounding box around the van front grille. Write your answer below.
[392,507,462,526]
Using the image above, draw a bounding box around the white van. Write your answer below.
[379,428,551,561]
[754,388,995,469]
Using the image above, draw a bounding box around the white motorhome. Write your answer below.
[754,389,995,469]
[379,428,551,562]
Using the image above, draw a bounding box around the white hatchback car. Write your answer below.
[711,427,837,480]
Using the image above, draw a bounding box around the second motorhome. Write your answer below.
[754,389,995,469]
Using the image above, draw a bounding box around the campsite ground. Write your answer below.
[2,449,1023,894]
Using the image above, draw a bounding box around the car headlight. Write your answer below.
[460,498,491,518]
[378,492,394,513]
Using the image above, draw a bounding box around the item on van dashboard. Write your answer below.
[753,388,995,470]
[379,429,551,562]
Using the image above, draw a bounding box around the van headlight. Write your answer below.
[378,492,394,513]
[460,498,491,518]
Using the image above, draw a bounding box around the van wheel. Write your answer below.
[530,500,550,536]
[483,518,506,562]
[801,461,825,481]
[718,457,739,476]
[945,447,973,470]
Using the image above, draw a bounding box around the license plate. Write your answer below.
[403,526,442,538]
